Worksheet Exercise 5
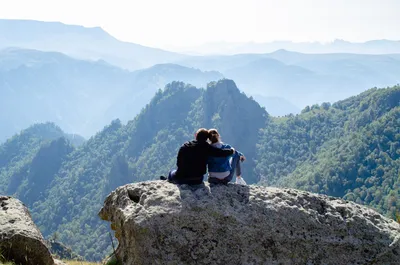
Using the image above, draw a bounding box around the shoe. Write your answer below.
[160,176,167,180]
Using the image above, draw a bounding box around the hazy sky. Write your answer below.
[1,0,399,49]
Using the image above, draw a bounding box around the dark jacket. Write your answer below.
[174,140,234,185]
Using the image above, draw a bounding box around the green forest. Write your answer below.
[0,79,399,260]
[256,86,400,220]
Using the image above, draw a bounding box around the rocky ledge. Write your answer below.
[0,196,63,265]
[99,181,400,265]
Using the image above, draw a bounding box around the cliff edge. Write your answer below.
[99,181,400,265]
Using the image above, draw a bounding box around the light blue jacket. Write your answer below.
[207,142,243,172]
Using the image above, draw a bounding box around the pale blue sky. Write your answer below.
[1,0,399,49]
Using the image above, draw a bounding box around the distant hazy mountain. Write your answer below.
[2,19,400,118]
[252,95,300,116]
[178,50,400,108]
[0,19,186,69]
[0,48,222,142]
[173,39,400,55]
[103,63,223,124]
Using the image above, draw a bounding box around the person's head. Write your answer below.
[208,128,220,144]
[195,128,209,142]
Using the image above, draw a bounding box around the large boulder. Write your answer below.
[0,196,60,265]
[99,181,400,265]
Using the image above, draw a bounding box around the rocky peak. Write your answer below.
[100,181,400,265]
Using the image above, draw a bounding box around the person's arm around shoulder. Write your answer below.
[207,143,234,157]
[224,144,245,161]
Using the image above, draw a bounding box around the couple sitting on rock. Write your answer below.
[161,128,245,185]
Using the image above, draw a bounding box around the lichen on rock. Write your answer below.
[99,181,400,265]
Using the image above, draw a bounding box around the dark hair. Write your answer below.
[208,128,220,144]
[196,128,209,142]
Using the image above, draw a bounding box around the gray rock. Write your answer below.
[53,260,67,265]
[0,196,56,265]
[99,181,400,265]
[48,239,83,261]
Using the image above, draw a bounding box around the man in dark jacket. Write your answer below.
[161,128,234,185]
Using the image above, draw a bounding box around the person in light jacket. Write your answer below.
[207,129,245,184]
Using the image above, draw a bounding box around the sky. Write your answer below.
[1,0,400,49]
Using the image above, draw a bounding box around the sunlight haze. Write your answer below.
[1,0,400,50]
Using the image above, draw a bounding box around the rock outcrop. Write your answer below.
[0,196,61,265]
[48,239,83,261]
[100,181,400,265]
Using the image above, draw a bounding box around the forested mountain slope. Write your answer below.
[0,48,222,142]
[256,86,400,219]
[1,80,399,260]
[0,123,83,205]
[0,79,267,260]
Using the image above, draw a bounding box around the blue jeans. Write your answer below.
[168,170,205,185]
[209,152,241,184]
[168,170,177,182]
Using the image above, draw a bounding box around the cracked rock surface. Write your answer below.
[0,196,57,265]
[100,181,400,265]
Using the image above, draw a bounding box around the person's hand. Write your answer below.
[240,155,246,162]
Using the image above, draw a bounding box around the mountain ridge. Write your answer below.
[0,79,268,260]
[0,19,186,70]
[172,39,400,55]
[178,51,400,108]
[1,80,399,261]
[0,48,223,142]
[2,19,400,115]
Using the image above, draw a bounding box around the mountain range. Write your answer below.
[172,39,400,55]
[1,19,400,131]
[0,79,399,261]
[1,19,400,261]
[2,47,400,142]
[178,50,400,107]
[0,80,267,260]
[0,19,185,70]
[0,48,222,142]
